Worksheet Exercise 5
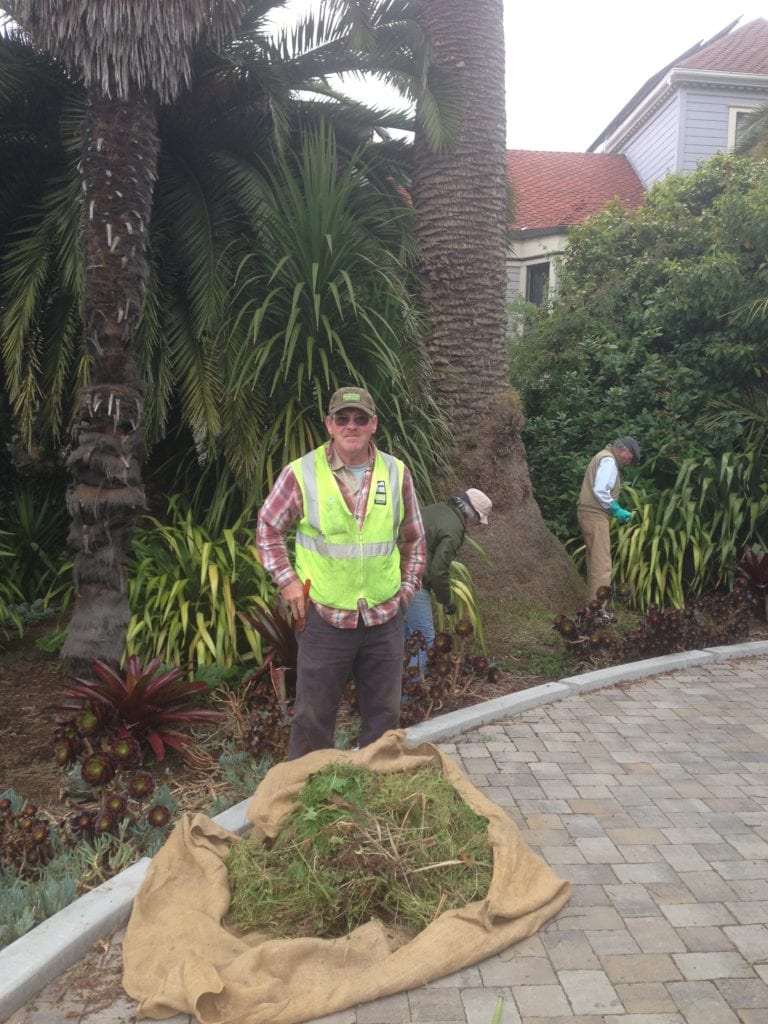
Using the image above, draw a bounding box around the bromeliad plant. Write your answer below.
[59,654,223,762]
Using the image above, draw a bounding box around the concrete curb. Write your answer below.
[0,800,254,1023]
[2,640,767,1022]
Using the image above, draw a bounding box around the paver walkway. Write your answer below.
[6,654,768,1024]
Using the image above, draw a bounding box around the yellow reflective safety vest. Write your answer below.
[292,445,405,610]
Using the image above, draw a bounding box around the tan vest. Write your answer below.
[577,447,620,517]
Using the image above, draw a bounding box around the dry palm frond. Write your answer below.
[6,0,246,102]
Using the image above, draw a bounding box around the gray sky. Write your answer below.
[506,2,767,150]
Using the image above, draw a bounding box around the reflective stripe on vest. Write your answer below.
[297,448,402,556]
[292,446,404,610]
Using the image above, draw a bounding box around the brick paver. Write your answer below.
[5,654,768,1024]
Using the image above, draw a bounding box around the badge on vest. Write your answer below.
[374,480,387,505]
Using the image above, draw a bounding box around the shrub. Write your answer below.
[611,453,768,610]
[511,155,768,539]
[0,485,71,607]
[126,499,273,674]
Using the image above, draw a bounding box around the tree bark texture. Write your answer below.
[413,0,585,626]
[413,0,509,416]
[61,92,159,670]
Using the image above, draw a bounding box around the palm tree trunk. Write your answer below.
[413,0,508,413]
[61,91,159,670]
[413,0,585,631]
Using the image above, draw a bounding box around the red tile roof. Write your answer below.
[506,151,645,232]
[679,18,768,74]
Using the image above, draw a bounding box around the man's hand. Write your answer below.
[609,500,632,525]
[280,579,309,626]
[442,601,457,616]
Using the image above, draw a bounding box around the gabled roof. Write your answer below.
[680,18,768,74]
[506,150,645,234]
[589,17,768,151]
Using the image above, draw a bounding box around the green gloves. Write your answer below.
[609,500,632,524]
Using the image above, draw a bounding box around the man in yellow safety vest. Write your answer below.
[256,386,426,759]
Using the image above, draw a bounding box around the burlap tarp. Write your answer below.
[122,729,571,1024]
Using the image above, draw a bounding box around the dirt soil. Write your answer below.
[4,610,766,821]
[0,623,549,819]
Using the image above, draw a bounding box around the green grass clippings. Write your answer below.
[225,761,493,939]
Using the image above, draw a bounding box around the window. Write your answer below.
[525,262,550,307]
[728,107,756,153]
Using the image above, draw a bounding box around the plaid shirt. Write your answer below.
[256,442,426,628]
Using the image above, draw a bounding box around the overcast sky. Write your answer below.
[506,3,767,151]
[276,2,766,153]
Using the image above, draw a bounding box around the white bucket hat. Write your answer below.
[463,488,492,525]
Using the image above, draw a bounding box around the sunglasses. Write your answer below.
[332,412,371,426]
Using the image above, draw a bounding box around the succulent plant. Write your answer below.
[81,753,115,788]
[94,811,118,836]
[74,707,102,737]
[69,809,96,840]
[128,771,156,800]
[53,738,78,768]
[104,793,128,818]
[147,804,171,829]
[111,733,141,765]
[433,632,452,653]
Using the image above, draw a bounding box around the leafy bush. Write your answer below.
[738,545,768,620]
[611,453,768,609]
[510,155,768,540]
[0,485,71,607]
[0,542,24,639]
[126,500,273,674]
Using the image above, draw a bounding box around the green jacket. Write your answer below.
[421,501,466,605]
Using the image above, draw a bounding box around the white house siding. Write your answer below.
[506,262,521,305]
[506,232,568,298]
[620,92,681,188]
[681,86,764,171]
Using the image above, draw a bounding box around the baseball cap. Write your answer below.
[328,386,376,418]
[616,436,641,464]
[464,488,492,525]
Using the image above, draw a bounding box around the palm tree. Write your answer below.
[2,0,247,669]
[0,0,449,662]
[411,0,584,618]
[412,0,507,412]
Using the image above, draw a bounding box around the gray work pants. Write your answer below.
[288,605,404,760]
